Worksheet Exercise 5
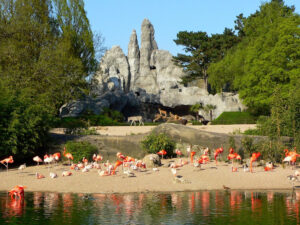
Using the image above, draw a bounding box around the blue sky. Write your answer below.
[84,0,300,56]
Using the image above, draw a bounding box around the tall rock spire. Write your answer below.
[140,18,158,76]
[128,29,140,90]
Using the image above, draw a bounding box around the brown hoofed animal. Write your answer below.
[153,114,163,122]
[158,108,167,117]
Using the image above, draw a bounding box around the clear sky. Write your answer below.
[84,0,300,56]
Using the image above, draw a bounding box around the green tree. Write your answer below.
[203,104,217,121]
[173,28,240,90]
[208,1,299,115]
[53,0,97,74]
[189,103,202,121]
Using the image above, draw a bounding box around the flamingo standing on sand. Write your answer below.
[44,154,54,169]
[175,149,182,158]
[93,154,103,163]
[63,147,74,166]
[214,147,224,165]
[227,150,241,172]
[157,150,167,159]
[111,160,123,175]
[250,152,261,173]
[283,150,300,169]
[0,156,14,172]
[33,156,43,166]
[190,151,196,163]
[53,152,61,164]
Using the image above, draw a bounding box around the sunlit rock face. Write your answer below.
[66,19,246,120]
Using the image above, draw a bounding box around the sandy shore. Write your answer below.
[0,159,297,194]
[51,124,256,136]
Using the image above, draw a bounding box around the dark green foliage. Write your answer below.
[141,133,175,157]
[241,136,256,157]
[212,112,257,125]
[208,1,299,114]
[0,82,53,160]
[257,140,285,163]
[189,103,202,121]
[65,141,98,162]
[228,136,236,150]
[173,28,240,88]
[55,108,124,128]
[0,0,99,159]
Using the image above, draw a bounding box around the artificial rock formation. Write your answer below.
[65,19,245,120]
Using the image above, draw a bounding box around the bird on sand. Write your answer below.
[50,172,57,178]
[223,185,230,190]
[36,172,45,179]
[18,164,26,171]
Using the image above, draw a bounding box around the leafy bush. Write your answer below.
[65,141,98,162]
[0,84,53,161]
[212,112,257,125]
[241,136,256,157]
[228,136,236,149]
[141,133,175,157]
[257,140,285,163]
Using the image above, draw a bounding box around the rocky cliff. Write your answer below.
[61,19,245,120]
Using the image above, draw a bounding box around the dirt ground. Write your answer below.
[51,124,256,136]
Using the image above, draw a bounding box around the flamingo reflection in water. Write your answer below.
[44,192,59,215]
[123,194,134,218]
[286,190,300,224]
[188,193,195,213]
[62,193,73,215]
[171,193,182,210]
[230,191,242,212]
[4,196,25,218]
[267,192,274,203]
[251,192,262,214]
[201,191,210,217]
[33,192,43,208]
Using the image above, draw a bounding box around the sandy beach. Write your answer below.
[2,124,296,194]
[51,124,256,136]
[0,159,297,194]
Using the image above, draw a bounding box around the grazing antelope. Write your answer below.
[128,116,144,126]
[158,108,167,117]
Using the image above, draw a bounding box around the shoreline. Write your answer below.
[0,158,297,194]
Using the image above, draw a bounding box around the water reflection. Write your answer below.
[0,190,300,224]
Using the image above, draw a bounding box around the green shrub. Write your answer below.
[241,136,256,157]
[212,112,257,125]
[257,140,285,163]
[141,132,175,157]
[65,141,98,162]
[228,136,236,149]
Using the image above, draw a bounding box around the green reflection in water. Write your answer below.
[0,190,299,225]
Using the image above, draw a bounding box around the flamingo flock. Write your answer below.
[2,145,300,200]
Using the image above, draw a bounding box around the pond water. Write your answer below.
[0,190,299,225]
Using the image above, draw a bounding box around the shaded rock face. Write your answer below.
[59,91,139,118]
[64,19,245,119]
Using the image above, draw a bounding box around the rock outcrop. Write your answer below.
[65,19,246,120]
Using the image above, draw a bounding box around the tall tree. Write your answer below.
[173,28,240,90]
[208,0,300,115]
[53,0,96,74]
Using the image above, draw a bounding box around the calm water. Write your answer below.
[0,190,299,225]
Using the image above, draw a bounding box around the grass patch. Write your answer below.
[211,111,257,125]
